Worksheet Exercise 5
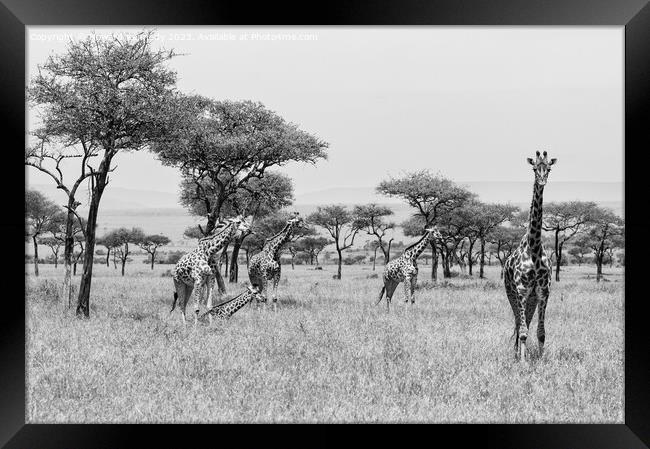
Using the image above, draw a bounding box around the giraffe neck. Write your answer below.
[527,182,545,255]
[265,223,295,258]
[404,231,432,261]
[219,291,253,317]
[200,222,236,259]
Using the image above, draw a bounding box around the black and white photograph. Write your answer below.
[23,24,628,425]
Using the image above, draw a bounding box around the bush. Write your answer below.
[161,251,185,264]
[343,255,366,265]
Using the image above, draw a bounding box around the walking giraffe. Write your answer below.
[376,226,443,311]
[248,213,304,311]
[200,285,267,321]
[170,215,249,325]
[503,150,557,361]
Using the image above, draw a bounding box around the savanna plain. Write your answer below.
[26,261,624,423]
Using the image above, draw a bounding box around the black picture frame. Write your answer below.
[3,0,648,447]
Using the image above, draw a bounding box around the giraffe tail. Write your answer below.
[376,286,386,305]
[170,291,178,313]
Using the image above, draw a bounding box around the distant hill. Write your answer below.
[295,181,623,205]
[26,181,623,248]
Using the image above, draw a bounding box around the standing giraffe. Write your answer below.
[200,285,267,321]
[376,226,443,311]
[170,216,249,325]
[248,213,304,311]
[503,150,557,361]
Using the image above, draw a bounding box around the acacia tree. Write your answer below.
[308,205,360,279]
[353,204,396,265]
[364,240,381,270]
[542,201,597,281]
[28,31,178,318]
[584,209,624,281]
[469,202,518,278]
[152,96,326,289]
[26,190,64,276]
[105,228,146,276]
[39,236,63,268]
[96,233,119,268]
[488,225,522,278]
[137,234,171,270]
[568,241,590,266]
[298,236,333,266]
[377,171,474,280]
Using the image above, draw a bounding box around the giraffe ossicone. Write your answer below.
[503,150,557,362]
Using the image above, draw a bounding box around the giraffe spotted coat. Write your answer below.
[503,150,556,361]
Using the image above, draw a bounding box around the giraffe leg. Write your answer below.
[205,277,214,325]
[385,280,399,312]
[180,283,193,326]
[536,284,550,357]
[515,285,531,362]
[403,276,412,304]
[192,279,204,327]
[410,274,417,305]
[272,275,280,313]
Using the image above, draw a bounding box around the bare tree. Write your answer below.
[28,31,178,318]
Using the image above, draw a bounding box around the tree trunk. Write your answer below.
[121,259,126,276]
[53,250,58,268]
[596,256,603,282]
[32,235,40,277]
[554,230,561,282]
[291,254,295,270]
[105,248,110,267]
[121,243,129,276]
[372,247,378,271]
[76,167,108,318]
[336,249,342,279]
[150,252,155,270]
[229,236,243,283]
[440,251,447,278]
[73,261,77,276]
[555,241,563,282]
[430,242,438,281]
[113,252,117,269]
[478,238,485,279]
[467,240,475,276]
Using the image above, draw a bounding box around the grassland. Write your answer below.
[25,260,624,423]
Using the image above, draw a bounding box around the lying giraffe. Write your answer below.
[376,226,443,311]
[170,216,249,325]
[504,150,556,362]
[200,285,267,321]
[248,213,303,311]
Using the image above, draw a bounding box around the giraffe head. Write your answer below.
[247,284,267,303]
[224,215,250,236]
[425,226,443,243]
[288,212,304,228]
[527,150,557,186]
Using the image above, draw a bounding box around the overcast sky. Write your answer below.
[26,26,623,197]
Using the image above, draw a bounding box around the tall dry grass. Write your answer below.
[25,262,624,423]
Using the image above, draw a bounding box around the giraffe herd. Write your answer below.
[170,151,557,362]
